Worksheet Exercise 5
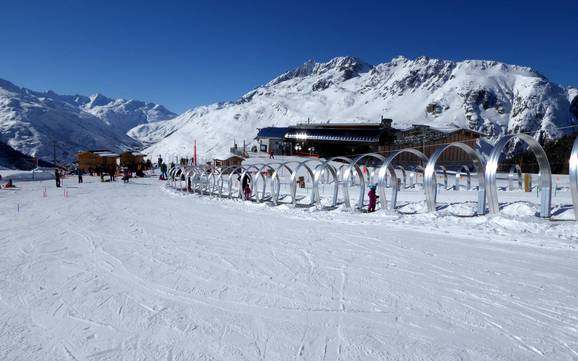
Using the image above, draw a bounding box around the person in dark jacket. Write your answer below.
[55,169,61,188]
[77,168,83,184]
[122,167,130,183]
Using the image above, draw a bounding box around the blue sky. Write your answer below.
[1,0,577,113]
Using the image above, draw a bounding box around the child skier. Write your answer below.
[368,184,378,213]
[243,183,252,200]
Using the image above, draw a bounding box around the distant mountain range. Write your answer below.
[2,56,578,169]
[143,56,578,161]
[0,78,176,164]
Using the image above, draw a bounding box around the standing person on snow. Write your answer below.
[243,182,252,200]
[77,168,83,184]
[367,184,378,213]
[122,167,130,183]
[240,174,251,200]
[160,163,168,180]
[55,169,61,188]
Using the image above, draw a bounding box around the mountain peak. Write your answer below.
[88,93,114,107]
[268,56,372,86]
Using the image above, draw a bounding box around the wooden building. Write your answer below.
[120,151,145,170]
[212,154,244,168]
[379,125,485,168]
[77,150,119,172]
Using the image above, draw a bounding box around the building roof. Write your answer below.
[256,127,290,139]
[285,127,389,144]
[397,124,486,136]
[292,122,386,129]
[213,153,245,161]
[93,151,119,157]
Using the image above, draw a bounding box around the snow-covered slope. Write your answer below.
[0,78,175,161]
[143,56,578,160]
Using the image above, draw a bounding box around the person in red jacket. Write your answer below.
[243,183,252,200]
[368,184,378,213]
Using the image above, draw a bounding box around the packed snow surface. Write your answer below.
[0,175,577,360]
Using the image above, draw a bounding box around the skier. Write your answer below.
[160,163,168,180]
[77,168,83,184]
[367,184,378,213]
[122,167,130,183]
[243,183,252,200]
[239,173,251,200]
[55,169,61,188]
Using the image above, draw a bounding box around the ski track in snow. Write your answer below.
[0,176,577,360]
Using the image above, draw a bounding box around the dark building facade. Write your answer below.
[284,117,395,157]
[253,120,485,167]
[255,127,292,155]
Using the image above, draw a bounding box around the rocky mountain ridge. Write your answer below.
[143,56,578,160]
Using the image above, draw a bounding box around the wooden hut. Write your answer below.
[77,150,119,172]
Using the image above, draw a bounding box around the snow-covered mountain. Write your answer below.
[0,78,175,162]
[143,56,578,160]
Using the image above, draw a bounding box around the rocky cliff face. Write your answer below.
[143,56,578,160]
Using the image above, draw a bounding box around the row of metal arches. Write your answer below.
[167,134,578,220]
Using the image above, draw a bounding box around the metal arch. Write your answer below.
[454,165,472,191]
[311,157,360,208]
[198,167,212,195]
[324,156,358,180]
[168,167,177,186]
[437,165,449,189]
[215,166,238,197]
[378,149,429,211]
[312,161,340,207]
[270,161,300,205]
[174,168,183,189]
[184,169,194,192]
[424,143,486,215]
[191,167,203,192]
[395,165,407,189]
[570,136,578,221]
[239,164,268,202]
[226,166,248,199]
[486,134,552,218]
[187,166,204,193]
[254,163,281,202]
[207,167,221,195]
[508,164,522,191]
[342,153,387,210]
[270,162,296,205]
[289,159,324,206]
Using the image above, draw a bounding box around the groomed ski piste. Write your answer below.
[1,165,577,360]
